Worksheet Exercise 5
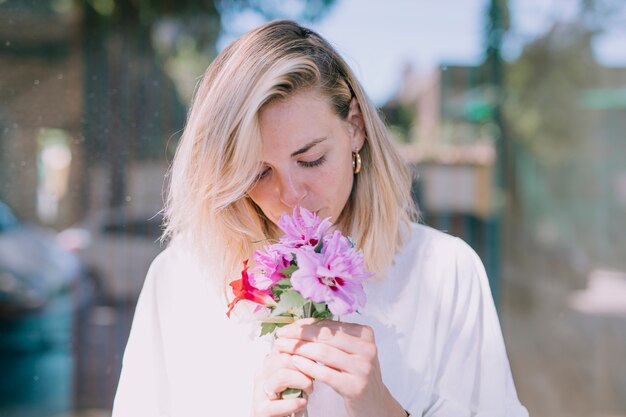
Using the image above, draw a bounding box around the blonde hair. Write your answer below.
[163,20,417,289]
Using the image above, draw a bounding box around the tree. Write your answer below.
[500,0,626,264]
[78,0,337,209]
[502,0,625,164]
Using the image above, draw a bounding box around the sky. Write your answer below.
[219,0,626,105]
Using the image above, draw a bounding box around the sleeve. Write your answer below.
[424,238,528,417]
[111,252,172,417]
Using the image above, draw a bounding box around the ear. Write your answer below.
[347,97,366,151]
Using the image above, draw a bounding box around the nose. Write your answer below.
[277,171,306,209]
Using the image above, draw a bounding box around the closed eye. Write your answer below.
[256,167,271,181]
[254,155,325,182]
[299,155,326,168]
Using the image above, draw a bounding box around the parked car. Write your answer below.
[57,208,165,303]
[0,200,82,417]
[0,201,82,317]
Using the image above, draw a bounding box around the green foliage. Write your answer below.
[280,387,303,400]
[313,302,327,314]
[278,264,298,278]
[380,101,415,143]
[311,302,332,320]
[499,0,626,165]
[260,321,289,336]
[271,290,307,317]
[219,0,337,23]
[503,23,596,164]
[260,322,278,336]
[270,277,292,299]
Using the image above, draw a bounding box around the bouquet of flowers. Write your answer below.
[226,207,372,403]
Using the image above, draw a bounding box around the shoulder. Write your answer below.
[140,238,223,309]
[396,222,480,272]
[146,240,190,277]
[396,227,525,416]
[142,241,188,293]
[394,223,491,305]
[396,224,499,339]
[405,222,460,253]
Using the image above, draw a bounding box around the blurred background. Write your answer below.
[0,0,625,416]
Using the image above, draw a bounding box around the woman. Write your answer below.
[112,20,528,417]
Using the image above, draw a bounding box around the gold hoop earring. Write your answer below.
[352,151,362,174]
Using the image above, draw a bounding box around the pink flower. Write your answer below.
[277,207,332,249]
[250,245,291,290]
[290,231,372,316]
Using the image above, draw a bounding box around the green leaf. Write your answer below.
[271,278,293,299]
[271,286,287,299]
[314,239,324,253]
[303,301,313,318]
[260,322,278,336]
[280,388,303,400]
[313,309,333,320]
[278,264,298,278]
[275,278,292,287]
[311,302,332,320]
[313,302,327,313]
[271,290,307,317]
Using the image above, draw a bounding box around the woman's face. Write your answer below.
[247,88,365,225]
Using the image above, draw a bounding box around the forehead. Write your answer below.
[257,89,338,150]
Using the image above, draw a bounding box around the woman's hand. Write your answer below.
[274,318,406,417]
[252,349,313,417]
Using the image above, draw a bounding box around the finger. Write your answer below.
[274,338,354,373]
[256,353,306,402]
[291,354,347,388]
[258,397,307,417]
[278,318,375,340]
[261,352,299,375]
[276,320,375,353]
[265,368,314,395]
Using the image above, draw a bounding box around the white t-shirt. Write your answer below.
[112,223,528,417]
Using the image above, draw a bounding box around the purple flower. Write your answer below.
[290,231,372,316]
[250,245,291,290]
[277,207,332,249]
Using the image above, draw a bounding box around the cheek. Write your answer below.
[246,183,277,213]
[312,155,354,199]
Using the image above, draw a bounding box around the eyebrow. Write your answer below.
[290,137,327,157]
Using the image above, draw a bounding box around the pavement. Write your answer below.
[72,301,135,413]
[502,266,626,417]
